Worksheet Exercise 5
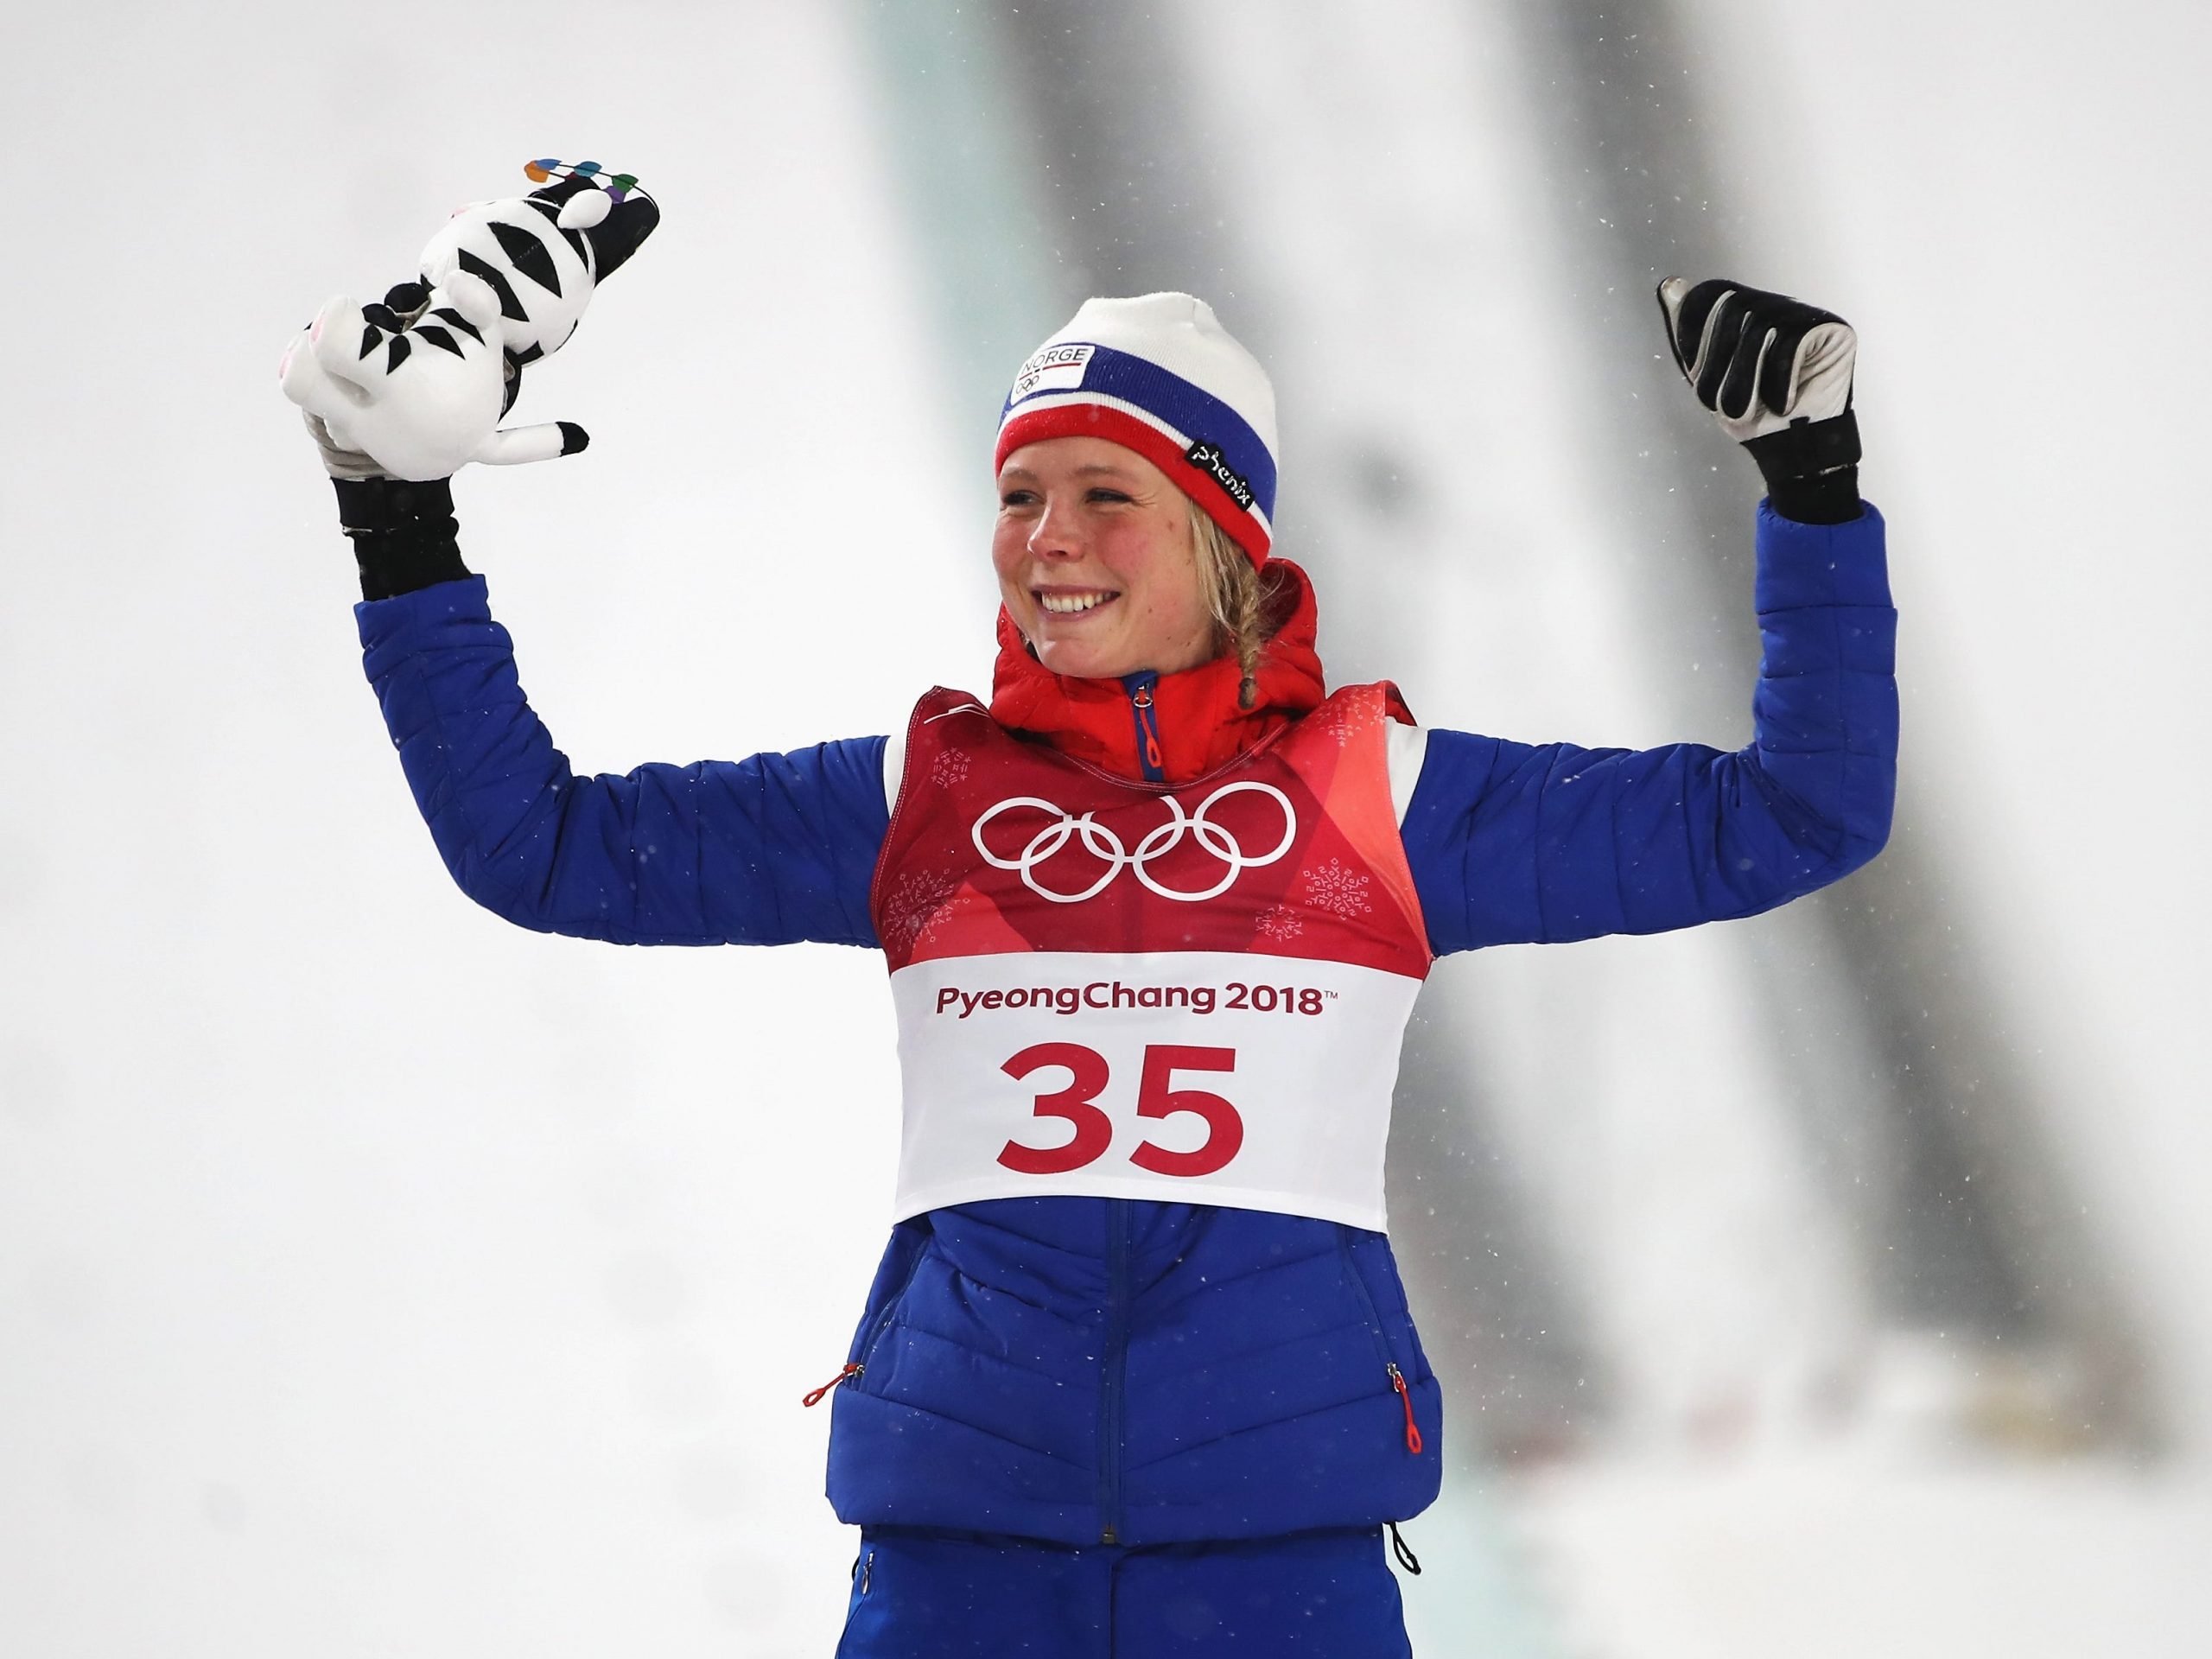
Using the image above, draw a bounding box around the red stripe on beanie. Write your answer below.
[996,404,1271,567]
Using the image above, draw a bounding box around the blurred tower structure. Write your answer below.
[1500,0,2150,1452]
[853,0,2150,1477]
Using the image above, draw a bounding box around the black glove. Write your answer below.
[333,473,470,602]
[305,279,474,601]
[1657,276,1862,524]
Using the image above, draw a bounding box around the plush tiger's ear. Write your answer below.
[522,160,658,283]
[556,189,611,232]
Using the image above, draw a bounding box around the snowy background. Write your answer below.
[3,3,2208,1656]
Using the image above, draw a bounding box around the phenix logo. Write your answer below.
[972,783,1297,904]
[1184,441,1256,511]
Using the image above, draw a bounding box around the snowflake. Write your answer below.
[1255,905,1305,941]
[880,868,958,951]
[929,748,971,788]
[1300,857,1372,918]
[1302,700,1363,748]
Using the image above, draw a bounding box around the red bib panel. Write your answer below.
[870,684,1432,1230]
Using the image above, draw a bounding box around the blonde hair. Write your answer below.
[1187,499,1283,709]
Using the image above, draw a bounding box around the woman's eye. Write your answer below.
[1000,490,1038,508]
[1086,488,1133,505]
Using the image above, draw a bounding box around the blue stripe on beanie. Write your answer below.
[1001,344,1278,522]
[996,296,1280,564]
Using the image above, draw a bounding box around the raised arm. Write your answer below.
[1401,276,1896,953]
[288,165,888,948]
[1403,499,1895,950]
[356,557,889,949]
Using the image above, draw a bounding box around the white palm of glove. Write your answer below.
[276,269,581,481]
[1657,276,1856,443]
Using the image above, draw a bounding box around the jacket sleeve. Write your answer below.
[355,576,889,947]
[1401,502,1897,953]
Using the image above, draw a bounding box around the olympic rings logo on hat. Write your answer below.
[972,783,1298,904]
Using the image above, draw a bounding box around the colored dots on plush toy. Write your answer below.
[521,158,646,205]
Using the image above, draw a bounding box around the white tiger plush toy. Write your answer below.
[280,161,659,480]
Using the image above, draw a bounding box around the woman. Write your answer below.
[316,283,1894,1655]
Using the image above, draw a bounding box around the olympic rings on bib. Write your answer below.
[972,783,1299,904]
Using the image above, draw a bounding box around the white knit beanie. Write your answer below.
[995,293,1279,565]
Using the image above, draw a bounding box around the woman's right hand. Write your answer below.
[277,270,587,482]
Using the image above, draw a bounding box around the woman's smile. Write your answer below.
[1033,586,1122,615]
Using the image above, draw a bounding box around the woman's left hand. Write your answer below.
[1656,276,1862,521]
[1656,276,1857,439]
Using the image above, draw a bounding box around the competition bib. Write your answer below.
[870,683,1433,1233]
[889,950,1421,1229]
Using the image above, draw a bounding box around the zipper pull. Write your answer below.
[1133,689,1165,774]
[802,1362,862,1407]
[1388,1363,1423,1454]
[1388,1520,1423,1575]
[1124,673,1166,781]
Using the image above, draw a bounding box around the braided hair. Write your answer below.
[1188,500,1288,709]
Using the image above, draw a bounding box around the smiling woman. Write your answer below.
[991,295,1294,720]
[311,247,1895,1654]
[994,435,1286,700]
[992,437,1218,679]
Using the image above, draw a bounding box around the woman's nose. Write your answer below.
[1027,498,1084,558]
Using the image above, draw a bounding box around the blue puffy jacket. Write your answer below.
[354,502,1895,1545]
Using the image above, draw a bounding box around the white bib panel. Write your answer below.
[890,949,1422,1230]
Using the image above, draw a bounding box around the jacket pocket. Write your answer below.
[1339,1225,1428,1458]
[848,1233,934,1389]
[1336,1225,1399,1372]
[808,1227,933,1410]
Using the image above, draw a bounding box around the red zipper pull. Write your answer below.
[1389,1363,1423,1454]
[802,1362,862,1408]
[1132,686,1165,773]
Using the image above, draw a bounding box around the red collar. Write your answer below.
[989,560,1330,785]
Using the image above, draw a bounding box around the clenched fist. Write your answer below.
[1657,277,1862,524]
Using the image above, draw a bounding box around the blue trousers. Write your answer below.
[833,1526,1413,1657]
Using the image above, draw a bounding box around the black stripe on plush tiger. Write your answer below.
[417,164,659,371]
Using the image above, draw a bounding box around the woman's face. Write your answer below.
[993,435,1217,681]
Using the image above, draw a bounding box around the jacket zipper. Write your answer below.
[1339,1228,1424,1456]
[804,1238,931,1408]
[1122,671,1166,783]
[1099,1199,1132,1543]
[802,1361,861,1407]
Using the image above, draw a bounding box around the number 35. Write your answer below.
[996,1043,1243,1178]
